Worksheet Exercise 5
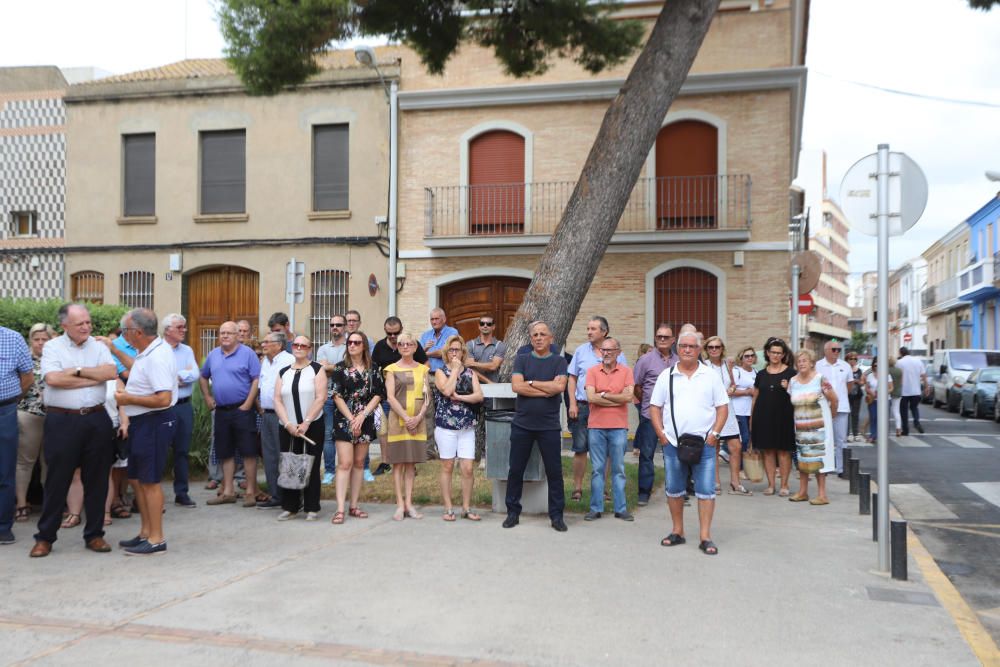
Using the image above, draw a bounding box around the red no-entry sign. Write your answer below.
[795,294,814,315]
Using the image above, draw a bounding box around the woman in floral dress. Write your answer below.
[787,349,838,505]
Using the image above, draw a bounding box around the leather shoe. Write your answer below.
[551,517,568,532]
[86,537,111,553]
[502,513,519,529]
[30,540,52,558]
[174,494,197,508]
[915,423,925,434]
[584,511,601,521]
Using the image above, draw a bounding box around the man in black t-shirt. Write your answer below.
[371,316,429,370]
[504,321,569,532]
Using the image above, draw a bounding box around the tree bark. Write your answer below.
[499,0,721,380]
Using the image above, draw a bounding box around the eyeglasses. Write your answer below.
[742,353,757,358]
[479,321,494,326]
[292,343,311,349]
[655,335,674,341]
[600,347,620,354]
[346,318,360,324]
[448,348,463,353]
[706,345,722,350]
[398,341,415,348]
[678,343,698,350]
[347,340,365,346]
[330,323,344,328]
[830,347,841,352]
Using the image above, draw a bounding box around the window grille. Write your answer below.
[119,270,154,310]
[310,270,349,343]
[654,268,718,339]
[71,271,104,304]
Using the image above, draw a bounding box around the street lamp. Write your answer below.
[355,44,390,102]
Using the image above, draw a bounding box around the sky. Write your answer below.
[2,0,998,276]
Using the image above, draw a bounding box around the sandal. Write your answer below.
[660,533,686,547]
[255,492,271,503]
[104,513,113,526]
[728,484,752,496]
[809,497,830,506]
[763,487,775,496]
[570,489,583,502]
[778,489,791,497]
[61,513,81,529]
[348,506,369,519]
[204,480,220,490]
[331,511,345,525]
[404,508,423,520]
[788,493,810,502]
[15,506,31,522]
[461,509,481,521]
[443,510,457,522]
[110,504,132,519]
[714,484,722,494]
[699,540,719,555]
[392,508,405,521]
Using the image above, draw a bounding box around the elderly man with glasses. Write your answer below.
[815,340,854,477]
[256,331,294,507]
[632,324,678,506]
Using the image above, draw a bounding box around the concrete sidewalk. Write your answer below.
[0,472,986,666]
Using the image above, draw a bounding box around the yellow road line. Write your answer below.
[908,528,1000,666]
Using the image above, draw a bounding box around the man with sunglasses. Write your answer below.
[815,340,854,477]
[317,316,348,485]
[466,317,507,384]
[632,324,678,505]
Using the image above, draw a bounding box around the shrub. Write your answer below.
[0,297,129,338]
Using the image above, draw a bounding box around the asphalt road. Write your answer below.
[851,401,1000,646]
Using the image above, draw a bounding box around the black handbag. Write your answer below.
[669,366,707,465]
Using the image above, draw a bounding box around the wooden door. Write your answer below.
[655,120,718,229]
[439,276,532,344]
[186,266,259,362]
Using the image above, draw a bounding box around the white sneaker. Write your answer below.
[277,511,297,521]
[305,512,318,521]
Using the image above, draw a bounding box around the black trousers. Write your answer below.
[278,418,323,514]
[899,395,922,434]
[505,424,565,519]
[35,410,114,544]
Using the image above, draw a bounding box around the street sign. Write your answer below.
[788,250,822,293]
[795,293,814,315]
[839,151,928,237]
[903,332,913,342]
[286,260,305,304]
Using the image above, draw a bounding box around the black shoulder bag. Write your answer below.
[669,365,707,465]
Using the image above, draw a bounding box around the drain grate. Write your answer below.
[866,586,940,606]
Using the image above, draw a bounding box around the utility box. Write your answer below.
[483,383,549,514]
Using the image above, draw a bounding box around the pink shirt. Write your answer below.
[585,363,634,429]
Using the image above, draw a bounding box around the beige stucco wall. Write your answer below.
[64,78,391,337]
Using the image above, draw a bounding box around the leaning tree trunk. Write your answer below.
[498,0,721,379]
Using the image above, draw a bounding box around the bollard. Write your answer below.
[858,473,871,515]
[891,519,908,580]
[849,458,860,495]
[872,492,878,542]
[843,446,853,470]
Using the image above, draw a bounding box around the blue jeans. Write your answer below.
[589,428,627,513]
[736,415,751,451]
[634,415,656,499]
[663,441,717,500]
[868,401,878,440]
[0,402,17,535]
[568,402,590,453]
[172,400,193,495]
[323,399,336,475]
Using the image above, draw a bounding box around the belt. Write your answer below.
[47,405,104,416]
[176,396,191,405]
[216,403,242,411]
[0,396,18,407]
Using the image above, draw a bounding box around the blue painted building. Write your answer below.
[957,194,1000,349]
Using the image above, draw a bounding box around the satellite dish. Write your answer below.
[788,250,821,294]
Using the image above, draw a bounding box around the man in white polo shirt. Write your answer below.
[649,331,728,556]
[115,308,178,556]
[32,303,117,558]
[256,331,294,509]
[815,340,854,476]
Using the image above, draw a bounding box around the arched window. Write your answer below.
[71,271,104,304]
[655,120,718,229]
[654,267,718,338]
[468,130,525,234]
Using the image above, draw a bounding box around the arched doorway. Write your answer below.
[654,267,718,338]
[655,120,718,229]
[439,276,532,343]
[185,266,259,362]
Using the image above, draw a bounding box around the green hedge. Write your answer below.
[0,298,129,339]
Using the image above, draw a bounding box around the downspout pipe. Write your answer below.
[388,79,399,316]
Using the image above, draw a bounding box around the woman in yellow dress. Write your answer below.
[383,332,430,521]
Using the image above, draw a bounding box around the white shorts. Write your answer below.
[435,427,475,460]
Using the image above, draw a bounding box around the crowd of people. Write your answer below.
[1,302,913,558]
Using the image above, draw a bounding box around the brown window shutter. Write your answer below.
[468,131,526,234]
[655,120,718,229]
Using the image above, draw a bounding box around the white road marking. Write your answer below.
[963,482,1000,509]
[942,436,993,449]
[895,436,931,447]
[889,483,959,520]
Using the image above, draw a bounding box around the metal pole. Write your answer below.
[876,144,891,572]
[288,257,296,334]
[791,263,800,353]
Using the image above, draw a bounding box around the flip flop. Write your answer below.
[61,513,81,529]
[442,510,457,522]
[392,508,405,521]
[570,490,583,502]
[699,540,719,555]
[461,510,481,521]
[778,489,791,497]
[660,533,686,547]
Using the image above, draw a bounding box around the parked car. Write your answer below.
[959,367,1000,418]
[921,358,935,404]
[932,349,1000,412]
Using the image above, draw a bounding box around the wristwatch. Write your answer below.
[709,430,721,439]
[600,391,607,399]
[528,380,534,386]
[75,366,82,377]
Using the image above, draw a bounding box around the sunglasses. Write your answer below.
[330,323,344,328]
[479,321,494,326]
[742,353,756,358]
[384,331,400,337]
[831,348,842,352]
[292,343,311,349]
[706,345,722,350]
[347,339,365,346]
[655,335,674,341]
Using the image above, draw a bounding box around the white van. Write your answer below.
[931,349,1000,411]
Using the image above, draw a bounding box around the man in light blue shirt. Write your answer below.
[419,308,459,373]
[162,314,199,507]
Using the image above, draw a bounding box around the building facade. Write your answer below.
[921,222,971,354]
[956,194,1000,349]
[391,0,810,357]
[888,258,927,355]
[0,67,68,299]
[62,56,394,360]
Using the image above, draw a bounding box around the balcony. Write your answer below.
[423,174,751,247]
[921,276,965,315]
[957,257,998,301]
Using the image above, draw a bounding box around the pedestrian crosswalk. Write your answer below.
[847,434,1000,449]
[943,436,993,449]
[889,481,1000,521]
